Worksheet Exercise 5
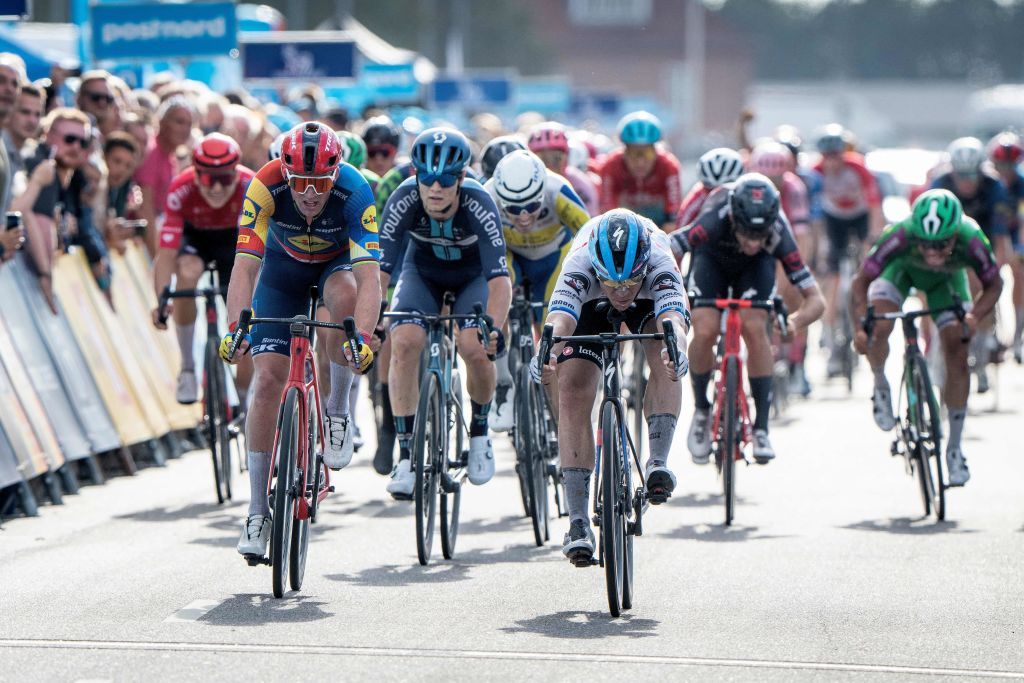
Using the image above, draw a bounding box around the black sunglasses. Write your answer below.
[62,133,91,149]
[85,91,115,105]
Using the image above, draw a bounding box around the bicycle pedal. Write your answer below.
[546,463,559,477]
[647,490,670,505]
[328,485,336,493]
[440,473,461,494]
[243,553,270,567]
[568,551,596,568]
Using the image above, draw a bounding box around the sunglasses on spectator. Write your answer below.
[62,133,91,149]
[197,171,237,188]
[85,91,115,105]
[502,200,542,216]
[285,170,335,195]
[417,171,460,188]
[367,145,396,158]
[920,237,956,252]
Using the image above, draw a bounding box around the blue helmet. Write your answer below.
[411,127,472,176]
[617,111,662,145]
[588,210,652,284]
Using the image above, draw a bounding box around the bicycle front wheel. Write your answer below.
[205,343,231,504]
[515,365,545,547]
[289,390,318,591]
[722,357,739,526]
[271,388,301,598]
[414,373,442,565]
[440,369,464,559]
[600,401,627,617]
[910,355,945,520]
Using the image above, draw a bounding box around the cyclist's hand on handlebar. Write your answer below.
[152,302,172,330]
[343,333,375,374]
[480,328,505,358]
[530,350,557,385]
[219,320,252,364]
[853,329,869,355]
[661,347,689,381]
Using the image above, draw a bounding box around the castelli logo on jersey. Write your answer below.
[562,346,573,356]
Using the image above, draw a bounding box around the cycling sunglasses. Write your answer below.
[417,171,461,188]
[367,145,396,158]
[624,145,656,160]
[197,170,236,188]
[63,133,91,149]
[597,269,648,290]
[286,170,335,195]
[920,237,956,252]
[502,200,543,216]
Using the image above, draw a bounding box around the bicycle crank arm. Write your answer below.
[440,472,461,494]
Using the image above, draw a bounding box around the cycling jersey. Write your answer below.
[598,149,682,227]
[485,169,589,261]
[796,167,825,222]
[548,217,686,321]
[1001,170,1024,253]
[160,165,256,250]
[375,161,414,215]
[563,165,599,215]
[813,152,880,219]
[236,161,379,267]
[778,171,810,233]
[677,182,711,230]
[929,171,1011,239]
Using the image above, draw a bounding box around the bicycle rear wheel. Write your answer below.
[440,370,464,559]
[723,357,739,526]
[529,375,551,544]
[271,388,300,598]
[414,373,441,565]
[514,365,545,547]
[205,343,231,504]
[512,366,533,520]
[600,401,627,617]
[910,355,945,520]
[289,390,318,591]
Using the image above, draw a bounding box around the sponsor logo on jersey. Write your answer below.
[562,346,573,356]
[463,194,503,247]
[652,271,680,292]
[366,241,379,251]
[287,234,334,252]
[362,205,378,233]
[563,271,590,296]
[240,198,257,227]
[237,234,251,244]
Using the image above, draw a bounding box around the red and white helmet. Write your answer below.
[527,122,570,154]
[750,140,794,177]
[281,121,340,176]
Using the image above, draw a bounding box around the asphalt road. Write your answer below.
[2,356,1023,682]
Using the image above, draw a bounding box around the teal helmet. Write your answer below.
[335,130,367,169]
[909,188,962,241]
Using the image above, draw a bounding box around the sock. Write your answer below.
[176,323,195,372]
[690,371,712,411]
[496,350,513,385]
[470,400,490,437]
[646,413,677,468]
[947,407,967,452]
[380,383,394,435]
[247,450,271,517]
[394,414,414,461]
[749,375,773,432]
[872,364,888,390]
[326,362,354,418]
[1015,308,1024,344]
[562,467,591,525]
[348,373,361,425]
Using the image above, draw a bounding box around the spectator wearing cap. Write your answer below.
[12,107,109,309]
[76,70,120,139]
[134,95,195,255]
[4,83,45,178]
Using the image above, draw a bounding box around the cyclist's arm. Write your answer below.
[965,220,1004,320]
[342,171,384,335]
[225,253,260,329]
[154,176,188,298]
[770,214,823,330]
[153,248,176,300]
[467,184,512,328]
[554,178,590,233]
[790,279,825,332]
[661,156,682,232]
[378,180,416,284]
[353,262,383,335]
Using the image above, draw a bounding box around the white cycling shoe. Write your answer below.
[946,447,970,487]
[489,382,515,433]
[467,435,494,485]
[323,415,354,470]
[176,370,198,405]
[872,384,896,431]
[687,408,712,464]
[236,515,271,557]
[386,459,414,500]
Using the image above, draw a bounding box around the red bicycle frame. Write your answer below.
[707,299,755,462]
[267,332,330,522]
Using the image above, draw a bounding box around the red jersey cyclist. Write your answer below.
[152,133,256,406]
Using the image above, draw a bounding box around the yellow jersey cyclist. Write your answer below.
[484,149,591,431]
[851,189,1003,486]
[222,122,382,558]
[531,209,690,562]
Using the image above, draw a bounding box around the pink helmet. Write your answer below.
[750,140,794,177]
[528,123,570,154]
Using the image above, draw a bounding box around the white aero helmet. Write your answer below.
[697,147,744,188]
[947,137,985,175]
[268,132,286,161]
[493,149,547,208]
[567,138,590,173]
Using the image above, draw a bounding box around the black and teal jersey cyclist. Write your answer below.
[379,127,512,498]
[851,188,1003,488]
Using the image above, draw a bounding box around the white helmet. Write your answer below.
[567,138,590,173]
[268,132,286,161]
[697,147,744,188]
[493,150,547,208]
[749,140,793,177]
[947,137,985,175]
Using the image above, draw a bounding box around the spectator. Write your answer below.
[103,132,141,254]
[0,212,22,264]
[122,110,153,162]
[4,83,45,177]
[322,102,348,130]
[134,95,195,255]
[0,52,26,215]
[76,70,120,140]
[12,107,109,310]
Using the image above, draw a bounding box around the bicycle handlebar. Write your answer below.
[473,302,496,361]
[863,297,969,344]
[381,306,494,357]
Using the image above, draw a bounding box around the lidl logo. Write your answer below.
[361,205,378,233]
[240,198,257,227]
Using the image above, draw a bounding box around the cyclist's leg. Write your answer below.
[929,270,972,482]
[1011,252,1024,357]
[638,308,681,490]
[863,265,907,429]
[453,274,499,484]
[491,250,520,431]
[736,254,776,452]
[686,251,725,409]
[172,251,204,371]
[320,263,367,468]
[822,213,847,331]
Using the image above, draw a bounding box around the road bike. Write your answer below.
[862,299,968,520]
[230,291,358,597]
[539,302,678,617]
[692,296,787,526]
[159,262,244,504]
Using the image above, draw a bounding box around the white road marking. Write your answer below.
[163,599,223,623]
[2,638,1023,679]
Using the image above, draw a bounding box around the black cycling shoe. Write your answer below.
[562,519,596,567]
[645,464,676,505]
[373,428,396,475]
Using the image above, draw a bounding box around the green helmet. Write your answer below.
[909,188,962,241]
[335,130,367,169]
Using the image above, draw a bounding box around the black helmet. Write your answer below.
[729,173,780,237]
[361,116,401,149]
[480,135,526,180]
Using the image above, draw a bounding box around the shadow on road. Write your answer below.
[661,523,791,542]
[114,500,245,523]
[330,499,411,519]
[459,515,531,535]
[200,593,333,626]
[842,517,976,535]
[666,491,749,509]
[326,563,472,587]
[501,610,659,639]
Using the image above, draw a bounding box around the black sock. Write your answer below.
[380,383,394,434]
[394,414,414,460]
[470,400,490,437]
[691,371,712,411]
[749,375,773,431]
